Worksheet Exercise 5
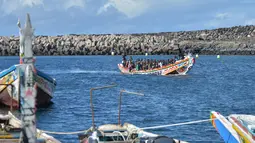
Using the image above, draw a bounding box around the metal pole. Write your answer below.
[118,90,144,125]
[90,84,117,130]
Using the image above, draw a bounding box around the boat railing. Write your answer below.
[0,84,15,111]
[118,90,144,125]
[90,84,117,130]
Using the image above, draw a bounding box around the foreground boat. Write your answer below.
[210,111,255,143]
[78,85,188,143]
[0,13,56,109]
[229,114,255,143]
[118,54,195,75]
[0,111,60,143]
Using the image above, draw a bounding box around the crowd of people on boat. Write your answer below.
[122,56,179,71]
[121,48,186,72]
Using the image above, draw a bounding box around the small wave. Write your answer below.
[45,69,119,75]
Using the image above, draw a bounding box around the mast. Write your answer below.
[18,13,37,143]
[18,13,35,64]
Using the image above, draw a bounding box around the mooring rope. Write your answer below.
[39,116,227,135]
[39,129,89,135]
[141,118,217,130]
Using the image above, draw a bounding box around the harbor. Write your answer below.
[0,6,254,143]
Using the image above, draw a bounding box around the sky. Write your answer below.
[0,0,255,36]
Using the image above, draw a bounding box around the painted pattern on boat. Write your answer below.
[210,111,241,143]
[118,56,195,75]
[229,116,255,143]
[0,65,56,108]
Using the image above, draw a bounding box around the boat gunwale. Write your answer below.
[229,116,255,141]
[0,65,16,79]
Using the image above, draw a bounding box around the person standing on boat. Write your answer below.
[159,61,163,68]
[122,54,127,67]
[129,56,133,62]
[128,60,132,72]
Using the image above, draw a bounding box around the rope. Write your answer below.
[141,117,225,130]
[40,129,89,135]
[39,116,227,135]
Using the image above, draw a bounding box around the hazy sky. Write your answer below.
[0,0,254,35]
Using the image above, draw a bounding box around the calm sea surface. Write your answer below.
[0,55,254,143]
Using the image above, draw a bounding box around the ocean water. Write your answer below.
[0,55,255,143]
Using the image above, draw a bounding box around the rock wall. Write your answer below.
[1,25,255,56]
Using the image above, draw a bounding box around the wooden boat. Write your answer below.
[118,54,195,75]
[0,13,56,109]
[210,111,241,143]
[0,65,56,109]
[78,85,188,143]
[0,111,60,143]
[210,111,255,143]
[228,114,255,143]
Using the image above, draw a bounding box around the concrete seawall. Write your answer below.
[1,25,255,56]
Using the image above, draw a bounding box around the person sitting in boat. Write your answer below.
[135,59,141,71]
[169,58,175,64]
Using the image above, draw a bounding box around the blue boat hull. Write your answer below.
[210,111,241,143]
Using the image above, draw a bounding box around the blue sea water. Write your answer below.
[0,55,255,143]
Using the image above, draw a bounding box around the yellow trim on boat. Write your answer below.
[0,135,14,139]
[232,124,252,143]
[0,72,15,92]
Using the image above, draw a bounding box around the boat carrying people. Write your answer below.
[78,84,188,143]
[118,48,195,75]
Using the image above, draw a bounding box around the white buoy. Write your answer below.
[111,51,114,56]
[217,55,220,59]
[145,53,148,56]
[196,54,198,58]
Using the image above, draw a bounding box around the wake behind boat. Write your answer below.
[0,14,56,109]
[78,85,188,143]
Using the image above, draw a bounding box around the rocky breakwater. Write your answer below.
[1,25,255,56]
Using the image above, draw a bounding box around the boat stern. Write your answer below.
[118,63,130,74]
